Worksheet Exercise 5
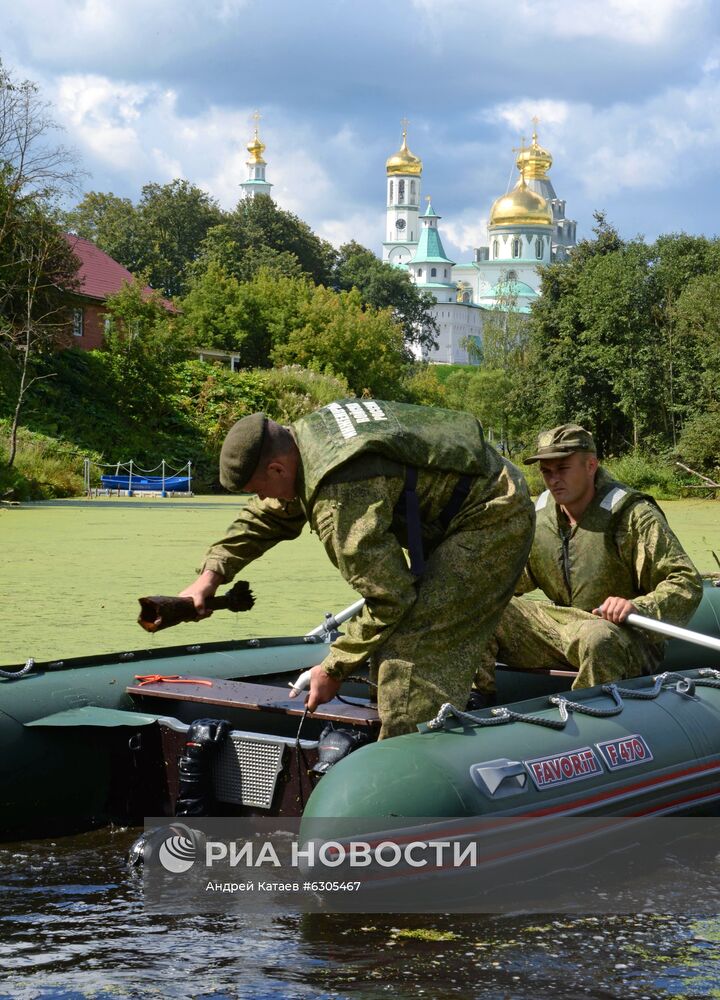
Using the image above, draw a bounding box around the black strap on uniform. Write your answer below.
[399,468,474,578]
[401,465,425,576]
[437,473,473,531]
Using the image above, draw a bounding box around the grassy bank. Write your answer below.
[1,495,717,665]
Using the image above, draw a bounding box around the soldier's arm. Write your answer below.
[199,495,307,583]
[311,475,418,680]
[617,503,703,625]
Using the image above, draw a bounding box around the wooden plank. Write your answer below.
[127,676,380,728]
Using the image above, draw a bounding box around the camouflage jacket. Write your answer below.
[201,400,524,678]
[517,468,702,626]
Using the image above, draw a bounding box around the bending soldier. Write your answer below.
[472,423,703,698]
[180,399,534,739]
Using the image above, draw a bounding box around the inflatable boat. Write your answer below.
[1,583,719,841]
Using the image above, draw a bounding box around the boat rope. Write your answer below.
[422,670,720,733]
[0,658,36,680]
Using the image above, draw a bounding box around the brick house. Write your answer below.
[63,235,176,350]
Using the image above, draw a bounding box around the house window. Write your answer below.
[512,238,522,258]
[431,267,437,277]
[462,292,471,303]
[535,237,543,259]
[507,270,518,280]
[389,181,393,203]
[410,180,416,203]
[398,180,405,203]
[72,308,83,337]
[492,239,499,258]
[444,268,448,278]
[416,268,422,276]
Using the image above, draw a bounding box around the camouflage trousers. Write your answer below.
[372,461,534,739]
[473,598,664,694]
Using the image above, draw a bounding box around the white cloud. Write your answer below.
[317,211,386,251]
[54,75,152,169]
[442,215,489,255]
[521,0,701,45]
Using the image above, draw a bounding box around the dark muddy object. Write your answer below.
[137,580,255,632]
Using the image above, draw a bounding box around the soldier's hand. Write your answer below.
[592,597,638,624]
[305,665,342,712]
[178,569,224,617]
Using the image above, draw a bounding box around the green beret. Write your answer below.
[525,423,596,465]
[219,413,268,491]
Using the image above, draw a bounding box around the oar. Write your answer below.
[304,598,366,638]
[627,612,720,654]
[291,599,367,694]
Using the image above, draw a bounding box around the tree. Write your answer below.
[334,240,438,353]
[100,277,182,426]
[0,60,81,204]
[181,264,314,367]
[0,63,82,466]
[223,195,336,286]
[272,286,411,398]
[187,225,306,285]
[65,180,224,298]
[137,180,224,297]
[63,191,146,274]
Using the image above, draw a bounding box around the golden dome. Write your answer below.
[247,128,266,165]
[515,129,553,180]
[489,175,552,228]
[386,128,422,176]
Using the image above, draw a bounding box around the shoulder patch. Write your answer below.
[535,490,551,511]
[600,487,628,512]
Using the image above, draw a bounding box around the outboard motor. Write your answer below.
[312,723,370,777]
[128,821,206,869]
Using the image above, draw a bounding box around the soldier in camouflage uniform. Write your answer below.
[472,424,703,697]
[180,399,535,739]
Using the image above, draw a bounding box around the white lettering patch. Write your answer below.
[346,402,371,423]
[326,402,358,439]
[525,746,603,790]
[325,400,388,439]
[362,400,387,422]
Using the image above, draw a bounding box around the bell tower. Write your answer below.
[382,120,422,265]
[240,111,273,200]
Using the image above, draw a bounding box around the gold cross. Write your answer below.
[512,135,527,155]
[400,116,409,137]
[252,110,262,136]
[425,194,431,203]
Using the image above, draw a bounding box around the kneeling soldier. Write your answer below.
[473,423,703,699]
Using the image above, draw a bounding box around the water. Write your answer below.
[1,828,720,998]
[2,498,720,997]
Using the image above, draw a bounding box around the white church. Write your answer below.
[239,116,577,365]
[381,124,577,363]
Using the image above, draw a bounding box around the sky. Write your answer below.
[3,0,720,263]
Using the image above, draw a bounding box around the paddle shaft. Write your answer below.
[627,612,720,653]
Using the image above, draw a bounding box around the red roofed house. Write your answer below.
[63,234,177,350]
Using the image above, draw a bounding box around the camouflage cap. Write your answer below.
[524,423,596,464]
[219,413,268,491]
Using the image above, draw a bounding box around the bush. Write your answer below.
[0,421,100,500]
[677,409,720,480]
[601,453,684,499]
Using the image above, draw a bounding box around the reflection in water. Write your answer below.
[0,829,719,999]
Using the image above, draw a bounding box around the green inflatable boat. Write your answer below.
[1,583,719,840]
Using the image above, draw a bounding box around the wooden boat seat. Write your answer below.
[126,676,380,729]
